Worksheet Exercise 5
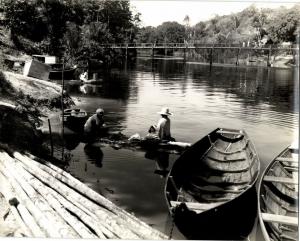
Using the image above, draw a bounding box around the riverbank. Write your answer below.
[165,50,297,68]
[0,70,68,236]
[0,70,168,238]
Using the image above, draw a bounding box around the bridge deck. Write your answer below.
[98,43,299,51]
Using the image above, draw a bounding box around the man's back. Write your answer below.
[157,117,171,140]
[84,114,104,133]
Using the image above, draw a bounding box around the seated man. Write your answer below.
[155,107,175,142]
[84,108,106,143]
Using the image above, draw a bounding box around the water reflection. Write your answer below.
[79,84,102,95]
[64,58,298,239]
[84,143,104,168]
[145,150,170,178]
[63,132,81,150]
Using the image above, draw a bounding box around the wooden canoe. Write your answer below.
[258,144,298,241]
[60,108,88,133]
[164,127,260,240]
[48,66,77,80]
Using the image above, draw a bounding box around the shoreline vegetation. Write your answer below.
[0,1,299,69]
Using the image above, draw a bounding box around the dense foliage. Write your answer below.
[1,1,299,65]
[137,4,300,45]
[2,0,140,65]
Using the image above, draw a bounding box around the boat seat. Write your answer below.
[261,213,298,226]
[284,167,299,172]
[280,234,298,241]
[170,201,225,212]
[263,176,298,185]
[276,157,299,163]
[216,130,243,136]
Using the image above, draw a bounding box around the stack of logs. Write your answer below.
[0,150,168,239]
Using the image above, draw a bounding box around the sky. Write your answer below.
[130,0,300,27]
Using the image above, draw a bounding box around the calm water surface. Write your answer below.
[63,58,299,239]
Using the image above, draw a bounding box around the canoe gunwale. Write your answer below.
[257,144,299,241]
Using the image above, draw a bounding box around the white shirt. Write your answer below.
[157,116,171,140]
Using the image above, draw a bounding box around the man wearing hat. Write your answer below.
[84,108,106,143]
[155,107,175,141]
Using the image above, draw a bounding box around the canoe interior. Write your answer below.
[259,146,298,241]
[48,67,77,80]
[165,128,260,239]
[60,109,88,133]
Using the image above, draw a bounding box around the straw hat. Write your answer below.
[158,107,173,116]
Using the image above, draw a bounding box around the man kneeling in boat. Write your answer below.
[84,108,106,143]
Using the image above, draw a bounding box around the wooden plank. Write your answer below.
[170,201,224,210]
[284,167,299,172]
[261,213,298,226]
[276,157,298,163]
[216,130,243,135]
[263,176,298,185]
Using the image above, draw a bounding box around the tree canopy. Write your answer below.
[137,4,300,45]
[2,0,140,63]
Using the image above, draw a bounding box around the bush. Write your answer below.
[0,71,15,96]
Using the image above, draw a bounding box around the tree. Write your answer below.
[137,26,157,43]
[3,0,47,42]
[251,8,270,42]
[266,6,300,43]
[156,21,185,43]
[192,22,206,42]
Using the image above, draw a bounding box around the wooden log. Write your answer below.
[24,152,168,239]
[20,153,167,239]
[10,155,110,239]
[42,183,115,239]
[7,157,93,238]
[0,170,45,237]
[17,204,46,237]
[15,154,119,239]
[11,161,100,239]
[14,153,142,239]
[1,152,80,238]
[0,155,60,238]
[10,205,31,237]
[0,172,33,237]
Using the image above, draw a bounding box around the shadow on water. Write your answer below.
[83,143,104,168]
[145,150,170,178]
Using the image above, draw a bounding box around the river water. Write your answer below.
[63,58,299,239]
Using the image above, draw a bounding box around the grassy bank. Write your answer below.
[0,70,76,236]
[0,70,74,154]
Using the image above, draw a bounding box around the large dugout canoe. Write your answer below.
[258,143,299,241]
[165,127,260,240]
